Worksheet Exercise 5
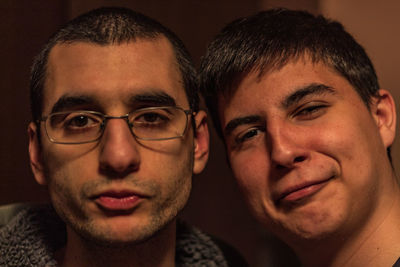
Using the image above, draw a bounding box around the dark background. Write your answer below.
[1,0,399,266]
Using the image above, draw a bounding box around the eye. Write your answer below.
[68,115,89,127]
[133,110,172,127]
[63,113,101,129]
[293,102,328,120]
[235,127,264,145]
[140,112,168,123]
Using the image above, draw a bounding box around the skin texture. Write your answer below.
[28,38,209,267]
[219,57,399,266]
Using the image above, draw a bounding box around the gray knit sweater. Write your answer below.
[0,204,230,267]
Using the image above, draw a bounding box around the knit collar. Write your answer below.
[0,204,227,267]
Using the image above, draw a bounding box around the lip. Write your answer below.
[275,177,334,205]
[93,190,144,211]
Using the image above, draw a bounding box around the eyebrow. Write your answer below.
[51,95,95,114]
[224,115,262,137]
[129,91,176,107]
[50,91,177,114]
[282,83,336,109]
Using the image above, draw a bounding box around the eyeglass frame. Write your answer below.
[36,106,195,145]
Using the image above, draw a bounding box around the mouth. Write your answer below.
[276,176,334,205]
[93,191,144,212]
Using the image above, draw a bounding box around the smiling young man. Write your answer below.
[200,9,400,267]
[0,7,245,267]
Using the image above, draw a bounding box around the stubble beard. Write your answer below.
[44,147,194,249]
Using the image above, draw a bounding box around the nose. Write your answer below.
[267,123,308,169]
[99,118,140,177]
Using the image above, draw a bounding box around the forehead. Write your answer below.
[43,37,187,114]
[219,58,363,124]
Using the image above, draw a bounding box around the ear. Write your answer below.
[192,110,210,174]
[371,89,396,148]
[28,122,47,185]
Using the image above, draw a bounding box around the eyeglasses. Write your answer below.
[38,106,194,144]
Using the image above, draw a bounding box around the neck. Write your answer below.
[57,220,177,267]
[296,175,400,267]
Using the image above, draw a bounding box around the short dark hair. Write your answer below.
[200,8,380,137]
[30,7,198,123]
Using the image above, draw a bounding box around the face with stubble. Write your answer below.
[28,37,209,246]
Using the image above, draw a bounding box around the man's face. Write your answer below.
[219,58,396,246]
[29,38,208,245]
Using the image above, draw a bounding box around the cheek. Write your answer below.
[307,116,384,198]
[43,156,81,200]
[310,116,380,165]
[140,132,194,154]
[42,145,97,201]
[141,139,194,187]
[43,158,88,221]
[42,141,99,171]
[229,150,270,209]
[150,145,193,217]
[141,137,194,174]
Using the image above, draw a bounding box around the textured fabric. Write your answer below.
[0,205,64,267]
[0,203,30,228]
[176,220,227,266]
[0,204,231,267]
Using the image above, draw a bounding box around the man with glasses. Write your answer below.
[200,9,400,267]
[0,7,244,266]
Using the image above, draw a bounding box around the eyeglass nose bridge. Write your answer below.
[99,114,136,138]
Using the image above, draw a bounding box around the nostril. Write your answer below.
[294,156,306,163]
[99,163,138,179]
[276,164,286,170]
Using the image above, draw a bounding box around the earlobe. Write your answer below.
[192,110,210,174]
[28,122,47,185]
[372,89,396,148]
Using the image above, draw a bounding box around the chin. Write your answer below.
[264,208,345,246]
[77,223,159,247]
[277,214,346,247]
[84,211,179,246]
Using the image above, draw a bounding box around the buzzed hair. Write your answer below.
[30,7,198,123]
